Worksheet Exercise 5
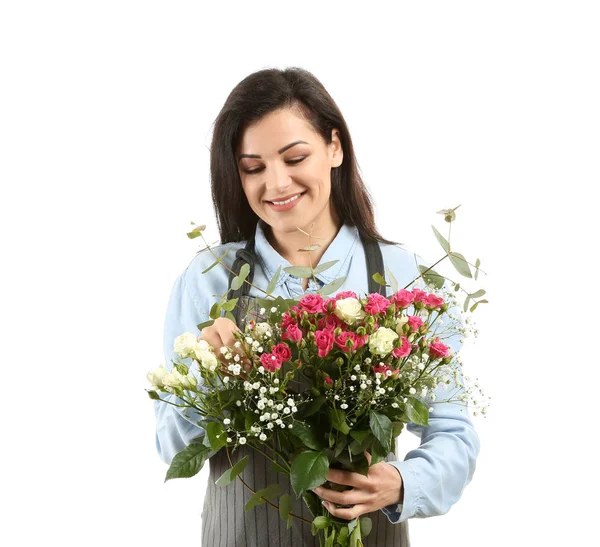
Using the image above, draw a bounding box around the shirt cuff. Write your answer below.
[380,460,420,523]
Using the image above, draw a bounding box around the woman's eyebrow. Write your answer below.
[238,140,308,161]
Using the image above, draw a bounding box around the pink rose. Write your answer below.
[407,315,424,331]
[318,313,344,331]
[392,336,412,358]
[335,331,359,353]
[424,293,444,309]
[335,290,359,300]
[429,337,450,359]
[314,329,335,358]
[391,289,414,309]
[324,375,333,387]
[280,311,297,330]
[372,363,400,378]
[364,293,392,316]
[298,294,326,314]
[354,334,368,349]
[324,298,337,313]
[272,343,292,362]
[412,288,428,304]
[260,353,282,372]
[281,323,303,343]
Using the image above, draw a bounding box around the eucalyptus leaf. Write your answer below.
[225,311,236,322]
[230,276,243,291]
[290,450,329,496]
[197,319,215,331]
[165,444,213,482]
[215,455,249,486]
[470,302,479,312]
[418,265,445,289]
[209,302,221,319]
[201,249,231,274]
[431,225,450,253]
[470,289,486,298]
[319,276,347,296]
[372,272,388,286]
[475,258,481,281]
[266,265,282,295]
[385,267,399,293]
[313,260,339,275]
[221,298,239,311]
[449,252,472,278]
[284,266,314,278]
[279,493,292,521]
[360,517,373,538]
[244,483,282,511]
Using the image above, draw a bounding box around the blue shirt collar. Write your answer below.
[253,219,359,288]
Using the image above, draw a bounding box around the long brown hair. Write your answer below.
[209,67,401,246]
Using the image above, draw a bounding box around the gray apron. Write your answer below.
[201,230,410,546]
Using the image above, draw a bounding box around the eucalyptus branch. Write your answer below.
[225,447,313,525]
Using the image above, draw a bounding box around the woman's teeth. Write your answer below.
[271,193,302,205]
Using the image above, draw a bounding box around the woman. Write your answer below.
[154,67,480,546]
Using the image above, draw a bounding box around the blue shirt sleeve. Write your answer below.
[153,267,208,465]
[379,251,481,523]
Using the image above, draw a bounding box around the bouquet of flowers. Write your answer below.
[147,206,488,547]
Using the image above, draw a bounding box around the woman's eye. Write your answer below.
[244,157,306,175]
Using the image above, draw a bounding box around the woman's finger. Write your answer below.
[326,468,369,489]
[322,501,370,521]
[311,485,366,506]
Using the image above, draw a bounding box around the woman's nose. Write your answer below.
[265,162,292,193]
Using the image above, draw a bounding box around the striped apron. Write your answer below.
[201,232,410,546]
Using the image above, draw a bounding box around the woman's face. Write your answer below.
[236,107,343,237]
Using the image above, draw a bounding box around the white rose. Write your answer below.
[198,349,219,373]
[368,327,399,356]
[147,364,168,390]
[333,297,366,325]
[174,332,199,358]
[163,369,184,389]
[192,339,212,360]
[395,315,409,336]
[254,322,272,338]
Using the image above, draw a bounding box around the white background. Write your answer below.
[1,1,598,545]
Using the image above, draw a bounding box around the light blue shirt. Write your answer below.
[154,219,480,523]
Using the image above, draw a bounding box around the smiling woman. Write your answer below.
[154,67,480,547]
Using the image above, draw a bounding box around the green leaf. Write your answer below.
[201,249,231,274]
[215,455,249,486]
[385,267,399,293]
[319,275,347,296]
[328,407,351,434]
[206,422,227,451]
[279,493,292,521]
[290,450,329,496]
[372,272,388,287]
[244,483,282,511]
[350,526,360,547]
[369,412,393,452]
[270,462,289,475]
[475,258,481,281]
[221,298,239,311]
[470,289,486,298]
[284,265,314,278]
[314,260,339,275]
[299,244,321,252]
[392,421,404,438]
[348,518,358,534]
[463,295,471,313]
[313,515,331,529]
[230,276,243,291]
[298,395,326,418]
[349,430,371,444]
[225,311,236,322]
[470,302,479,312]
[209,301,221,319]
[291,422,324,450]
[418,265,445,289]
[165,444,213,481]
[405,397,429,426]
[449,252,472,278]
[146,390,160,400]
[197,319,215,331]
[431,225,450,253]
[266,265,282,295]
[360,517,373,538]
[370,438,388,465]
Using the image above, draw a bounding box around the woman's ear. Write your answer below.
[330,129,344,168]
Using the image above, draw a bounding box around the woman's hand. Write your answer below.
[311,453,404,520]
[199,317,253,376]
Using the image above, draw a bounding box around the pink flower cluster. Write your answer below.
[260,342,292,372]
[390,288,446,311]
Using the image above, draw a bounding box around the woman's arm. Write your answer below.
[153,268,207,465]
